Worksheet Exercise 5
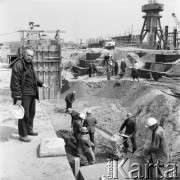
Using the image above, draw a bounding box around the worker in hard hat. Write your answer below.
[131,60,139,83]
[73,113,85,156]
[92,61,97,75]
[120,59,127,78]
[104,53,110,66]
[67,108,80,128]
[88,62,93,78]
[65,91,76,113]
[142,117,169,179]
[84,110,97,151]
[118,112,137,154]
[114,60,119,76]
[106,63,111,80]
[79,126,95,165]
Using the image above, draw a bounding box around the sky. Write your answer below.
[0,0,179,43]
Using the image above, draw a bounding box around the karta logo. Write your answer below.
[107,158,179,179]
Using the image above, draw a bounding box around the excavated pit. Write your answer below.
[45,79,180,169]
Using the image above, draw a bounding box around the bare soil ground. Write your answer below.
[1,47,180,174]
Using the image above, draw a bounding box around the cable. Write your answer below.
[0,31,18,36]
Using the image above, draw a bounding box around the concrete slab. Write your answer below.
[0,96,75,180]
[39,137,66,157]
[79,163,108,180]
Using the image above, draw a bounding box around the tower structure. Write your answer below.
[140,0,164,46]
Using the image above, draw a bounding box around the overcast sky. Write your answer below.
[0,0,179,43]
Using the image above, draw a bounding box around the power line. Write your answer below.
[0,31,18,36]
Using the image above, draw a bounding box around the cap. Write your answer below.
[86,110,91,114]
[145,117,157,127]
[80,127,88,133]
[12,104,24,119]
[72,91,76,94]
[79,113,85,120]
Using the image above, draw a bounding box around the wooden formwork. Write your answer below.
[33,44,62,100]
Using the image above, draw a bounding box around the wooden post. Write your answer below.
[58,43,62,95]
[73,157,80,180]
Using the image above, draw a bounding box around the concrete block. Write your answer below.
[39,137,66,157]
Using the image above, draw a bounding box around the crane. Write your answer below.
[172,13,180,31]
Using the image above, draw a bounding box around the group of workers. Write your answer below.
[118,112,169,179]
[65,91,97,165]
[65,91,169,177]
[88,53,140,82]
[67,108,97,165]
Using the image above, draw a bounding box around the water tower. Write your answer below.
[140,0,164,46]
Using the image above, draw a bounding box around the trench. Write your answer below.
[53,79,180,174]
[56,124,116,167]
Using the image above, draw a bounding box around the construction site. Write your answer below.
[0,0,180,180]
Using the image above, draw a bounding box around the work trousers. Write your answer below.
[85,149,95,165]
[65,100,72,112]
[17,96,36,137]
[107,72,111,80]
[89,133,95,151]
[123,136,137,154]
[149,158,164,180]
[114,66,118,76]
[89,68,93,77]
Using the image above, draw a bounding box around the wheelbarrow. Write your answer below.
[109,132,131,159]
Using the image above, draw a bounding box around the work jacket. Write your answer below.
[144,126,169,164]
[73,119,83,140]
[119,117,137,137]
[79,134,94,153]
[71,110,80,126]
[84,115,97,133]
[65,92,75,103]
[120,61,127,71]
[10,58,43,100]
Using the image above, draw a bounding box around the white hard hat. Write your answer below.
[145,117,157,127]
[12,104,24,119]
[79,113,85,120]
[127,112,132,118]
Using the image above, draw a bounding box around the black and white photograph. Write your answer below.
[0,0,180,179]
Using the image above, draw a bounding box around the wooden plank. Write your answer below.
[42,46,45,99]
[33,60,60,63]
[36,50,59,52]
[139,68,165,75]
[39,71,43,100]
[58,44,62,95]
[48,46,50,99]
[35,70,59,72]
[45,57,60,59]
[36,45,59,52]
